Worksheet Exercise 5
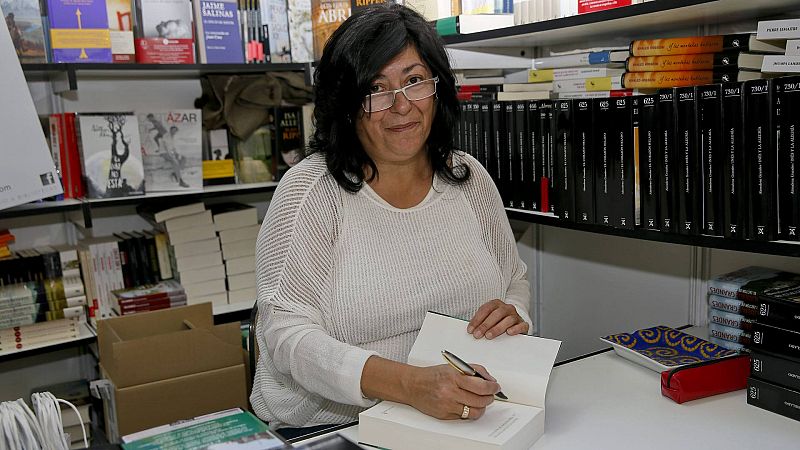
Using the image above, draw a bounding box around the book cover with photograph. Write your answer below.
[287,0,312,62]
[135,0,195,63]
[47,0,112,62]
[232,125,273,183]
[1,0,48,63]
[260,0,291,62]
[106,0,135,62]
[76,113,144,199]
[138,110,203,191]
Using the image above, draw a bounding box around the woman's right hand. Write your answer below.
[403,364,501,420]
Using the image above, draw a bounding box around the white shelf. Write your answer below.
[213,301,255,316]
[444,0,800,49]
[87,182,279,205]
[0,322,96,359]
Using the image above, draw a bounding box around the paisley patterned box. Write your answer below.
[600,325,737,372]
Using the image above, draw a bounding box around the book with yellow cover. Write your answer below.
[311,0,350,60]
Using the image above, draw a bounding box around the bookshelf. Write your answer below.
[443,0,800,48]
[21,63,311,93]
[0,322,95,362]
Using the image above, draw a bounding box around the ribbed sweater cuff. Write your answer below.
[341,348,380,407]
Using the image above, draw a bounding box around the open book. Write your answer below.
[359,312,561,450]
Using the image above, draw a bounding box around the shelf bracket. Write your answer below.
[50,66,77,94]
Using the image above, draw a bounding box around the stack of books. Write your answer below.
[111,280,187,316]
[210,203,259,307]
[758,18,800,74]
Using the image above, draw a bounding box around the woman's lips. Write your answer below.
[387,122,418,132]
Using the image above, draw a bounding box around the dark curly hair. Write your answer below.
[308,3,468,192]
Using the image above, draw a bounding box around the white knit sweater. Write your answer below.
[250,151,532,428]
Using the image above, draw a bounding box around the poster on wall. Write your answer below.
[0,18,63,211]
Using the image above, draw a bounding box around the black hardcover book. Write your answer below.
[775,76,800,241]
[612,97,634,229]
[538,101,553,214]
[504,102,517,208]
[515,101,529,210]
[657,89,678,233]
[593,98,613,227]
[751,350,800,392]
[526,100,541,212]
[118,231,143,287]
[573,99,595,223]
[721,83,747,239]
[142,230,162,282]
[747,377,800,422]
[480,102,494,179]
[475,102,486,168]
[744,79,778,241]
[675,87,701,235]
[460,102,471,156]
[554,100,575,221]
[112,233,134,289]
[128,231,154,285]
[638,94,660,230]
[697,84,724,236]
[752,322,800,361]
[755,274,800,329]
[492,102,506,200]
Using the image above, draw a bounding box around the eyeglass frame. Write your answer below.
[362,76,439,113]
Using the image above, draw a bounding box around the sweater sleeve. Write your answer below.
[458,153,534,332]
[255,163,378,407]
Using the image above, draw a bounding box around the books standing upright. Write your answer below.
[359,312,561,450]
[2,0,48,62]
[138,110,203,191]
[311,0,350,61]
[47,0,112,62]
[135,0,195,63]
[77,113,144,198]
[287,0,312,62]
[193,0,244,63]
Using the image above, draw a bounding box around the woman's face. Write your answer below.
[355,46,436,169]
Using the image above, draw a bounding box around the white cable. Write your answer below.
[1,392,89,450]
[55,399,88,449]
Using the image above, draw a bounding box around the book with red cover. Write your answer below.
[135,0,195,63]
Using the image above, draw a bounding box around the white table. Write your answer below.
[296,347,800,449]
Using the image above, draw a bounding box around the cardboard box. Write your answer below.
[98,303,248,437]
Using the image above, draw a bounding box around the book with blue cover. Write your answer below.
[193,0,243,63]
[47,0,112,62]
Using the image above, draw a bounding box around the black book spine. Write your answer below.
[613,96,634,229]
[515,101,528,210]
[744,79,778,241]
[461,102,471,157]
[144,234,160,282]
[638,94,660,230]
[697,84,724,236]
[554,100,575,221]
[594,98,613,227]
[113,236,133,289]
[526,100,541,212]
[480,102,495,183]
[755,292,800,330]
[539,101,553,213]
[492,102,506,202]
[722,83,747,239]
[775,76,800,241]
[747,377,800,422]
[751,350,800,392]
[573,99,595,223]
[455,101,463,151]
[132,233,152,285]
[657,89,678,233]
[505,102,516,209]
[752,322,800,361]
[675,87,701,235]
[475,101,486,168]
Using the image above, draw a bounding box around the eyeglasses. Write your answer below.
[362,77,439,113]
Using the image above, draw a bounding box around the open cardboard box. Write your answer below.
[97,303,248,437]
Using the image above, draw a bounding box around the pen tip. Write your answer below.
[496,392,508,400]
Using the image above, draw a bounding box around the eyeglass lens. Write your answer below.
[363,78,437,113]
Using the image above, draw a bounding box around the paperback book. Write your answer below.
[193,0,244,63]
[1,0,48,62]
[106,0,135,62]
[260,0,291,62]
[138,110,203,191]
[202,129,235,186]
[287,0,312,62]
[76,113,144,199]
[135,0,195,63]
[47,0,112,62]
[232,125,273,183]
[311,0,350,61]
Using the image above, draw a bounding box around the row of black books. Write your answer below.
[457,75,800,242]
[708,266,800,422]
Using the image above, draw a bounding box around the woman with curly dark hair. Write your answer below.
[251,3,532,436]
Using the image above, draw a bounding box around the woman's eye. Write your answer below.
[407,76,424,85]
[370,85,383,93]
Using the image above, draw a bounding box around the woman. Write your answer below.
[251,3,532,433]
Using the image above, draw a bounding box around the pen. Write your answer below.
[441,350,508,400]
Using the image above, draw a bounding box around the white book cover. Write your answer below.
[218,223,260,245]
[221,239,256,260]
[757,19,800,40]
[227,271,255,291]
[138,0,194,39]
[164,210,212,234]
[138,110,203,191]
[0,16,63,211]
[227,286,255,305]
[225,254,255,276]
[77,114,144,199]
[260,0,291,62]
[168,222,216,245]
[172,236,220,259]
[787,40,800,56]
[287,0,312,63]
[359,312,561,450]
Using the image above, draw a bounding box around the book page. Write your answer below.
[407,312,561,408]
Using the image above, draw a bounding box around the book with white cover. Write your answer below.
[359,312,561,450]
[762,55,800,73]
[757,19,800,40]
[787,40,800,56]
[138,110,203,191]
[152,202,205,223]
[219,224,260,245]
[77,113,145,199]
[448,48,532,70]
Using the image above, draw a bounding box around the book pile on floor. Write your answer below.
[211,203,258,308]
[706,266,800,422]
[112,280,187,316]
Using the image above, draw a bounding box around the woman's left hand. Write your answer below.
[467,299,529,339]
